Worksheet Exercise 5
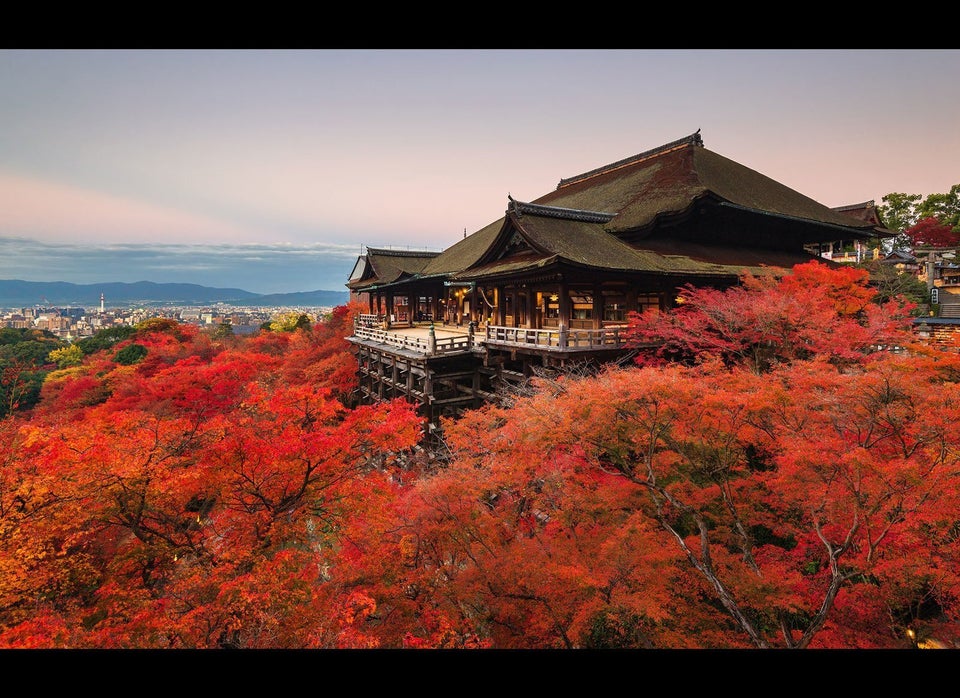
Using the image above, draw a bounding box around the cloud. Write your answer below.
[0,237,364,294]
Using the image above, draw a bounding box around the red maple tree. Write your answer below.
[625,261,916,373]
[906,217,960,249]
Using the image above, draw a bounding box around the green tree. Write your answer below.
[0,329,63,417]
[0,358,46,417]
[916,184,960,231]
[858,260,929,313]
[76,326,137,355]
[879,192,922,233]
[113,343,148,365]
[0,329,63,365]
[0,328,26,346]
[212,322,234,339]
[880,192,922,252]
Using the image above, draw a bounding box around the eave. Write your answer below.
[717,201,889,239]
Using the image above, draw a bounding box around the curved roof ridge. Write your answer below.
[364,247,441,257]
[832,200,876,212]
[556,129,703,190]
[507,196,615,223]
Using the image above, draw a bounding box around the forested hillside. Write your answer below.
[2,263,959,649]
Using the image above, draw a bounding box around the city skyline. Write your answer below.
[2,49,959,293]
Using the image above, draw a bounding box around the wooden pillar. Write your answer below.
[475,286,483,324]
[558,282,570,330]
[470,284,478,325]
[376,351,385,399]
[358,347,366,399]
[497,287,506,326]
[364,349,370,397]
[592,283,602,330]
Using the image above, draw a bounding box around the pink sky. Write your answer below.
[1,49,958,292]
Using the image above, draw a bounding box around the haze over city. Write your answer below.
[2,48,958,294]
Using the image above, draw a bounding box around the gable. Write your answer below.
[479,224,545,268]
[349,256,368,282]
[504,231,535,257]
[466,213,546,271]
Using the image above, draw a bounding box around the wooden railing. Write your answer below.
[484,324,629,349]
[357,313,382,327]
[352,320,631,356]
[351,322,474,356]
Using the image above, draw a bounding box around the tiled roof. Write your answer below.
[535,132,889,236]
[419,218,504,277]
[831,200,891,235]
[354,131,889,287]
[452,205,825,281]
[346,247,440,290]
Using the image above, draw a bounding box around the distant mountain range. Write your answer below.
[0,280,350,309]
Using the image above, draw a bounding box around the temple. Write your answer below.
[346,130,892,429]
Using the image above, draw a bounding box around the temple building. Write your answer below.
[345,130,892,429]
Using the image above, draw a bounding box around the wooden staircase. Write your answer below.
[939,304,960,319]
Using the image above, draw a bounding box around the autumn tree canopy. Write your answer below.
[625,261,915,373]
[372,263,960,649]
[1,280,958,649]
[905,217,960,249]
[0,304,424,649]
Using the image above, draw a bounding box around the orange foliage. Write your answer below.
[627,261,916,373]
[0,306,424,648]
[3,292,960,650]
[420,353,960,648]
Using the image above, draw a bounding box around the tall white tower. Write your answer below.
[100,293,104,314]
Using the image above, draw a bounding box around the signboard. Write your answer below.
[931,287,939,304]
